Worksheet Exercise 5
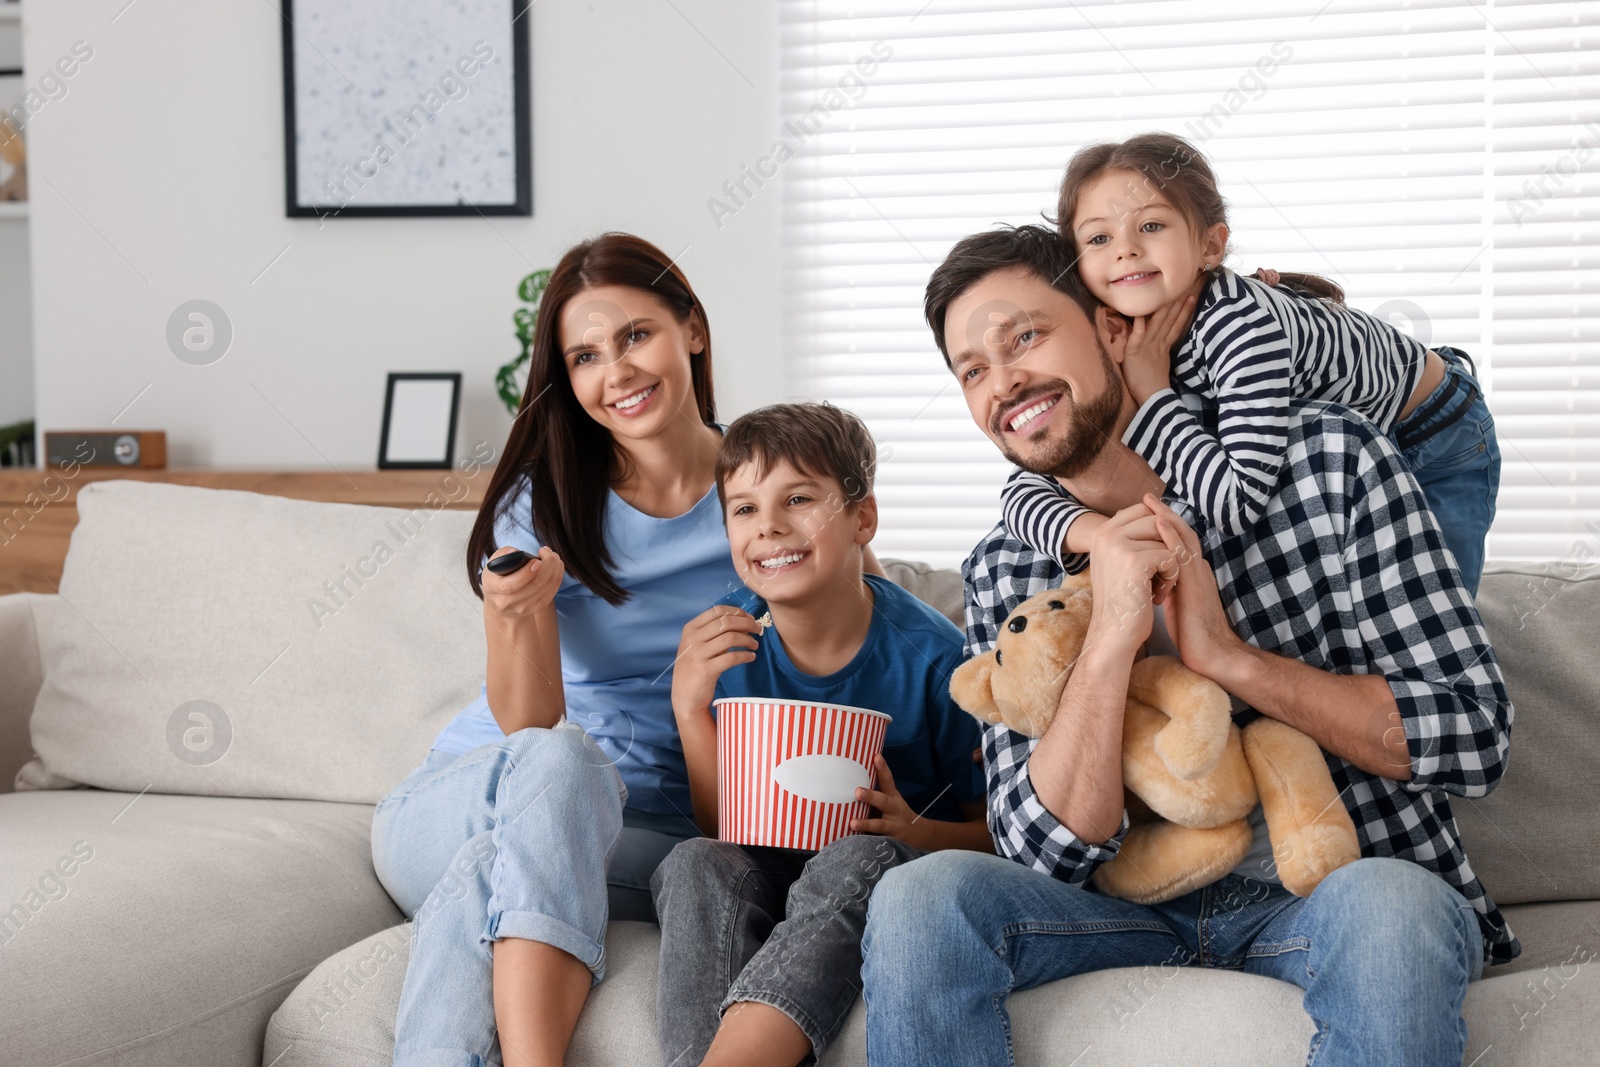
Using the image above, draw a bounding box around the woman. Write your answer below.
[372,232,738,1067]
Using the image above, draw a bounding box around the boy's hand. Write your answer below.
[852,755,938,851]
[1120,294,1195,405]
[671,605,761,719]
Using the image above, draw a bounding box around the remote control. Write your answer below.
[486,549,535,575]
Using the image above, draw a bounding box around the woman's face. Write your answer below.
[557,284,706,442]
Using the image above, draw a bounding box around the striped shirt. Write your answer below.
[969,401,1518,965]
[1002,268,1430,570]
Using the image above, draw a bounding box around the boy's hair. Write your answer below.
[1057,132,1345,304]
[715,402,878,510]
[924,223,1100,365]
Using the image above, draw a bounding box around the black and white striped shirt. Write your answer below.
[970,401,1517,965]
[1003,268,1430,568]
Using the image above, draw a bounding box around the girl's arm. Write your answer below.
[1123,279,1296,537]
[999,467,1098,573]
[483,547,567,733]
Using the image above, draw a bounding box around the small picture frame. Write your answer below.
[378,372,461,469]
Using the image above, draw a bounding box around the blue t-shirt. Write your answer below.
[713,573,983,824]
[430,470,742,817]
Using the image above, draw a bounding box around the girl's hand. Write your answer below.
[1120,294,1195,405]
[852,756,935,850]
[482,546,564,622]
[671,605,761,719]
[1251,267,1282,287]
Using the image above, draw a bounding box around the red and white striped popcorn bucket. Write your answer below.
[714,698,892,851]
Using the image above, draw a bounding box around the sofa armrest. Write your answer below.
[0,592,52,794]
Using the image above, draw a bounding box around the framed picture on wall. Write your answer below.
[0,70,25,203]
[281,0,531,218]
[378,373,462,469]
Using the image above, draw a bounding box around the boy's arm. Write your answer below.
[999,467,1095,573]
[671,605,762,837]
[850,757,993,853]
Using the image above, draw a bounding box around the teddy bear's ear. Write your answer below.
[950,654,1001,724]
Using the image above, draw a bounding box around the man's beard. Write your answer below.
[995,343,1123,480]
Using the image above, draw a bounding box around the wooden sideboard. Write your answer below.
[0,468,491,596]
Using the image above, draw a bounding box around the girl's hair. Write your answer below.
[466,232,717,605]
[1056,132,1345,304]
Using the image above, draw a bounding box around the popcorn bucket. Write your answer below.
[714,698,892,850]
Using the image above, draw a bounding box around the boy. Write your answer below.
[653,402,991,1067]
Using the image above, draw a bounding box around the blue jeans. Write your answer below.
[370,723,699,1067]
[860,854,1484,1067]
[1390,346,1501,596]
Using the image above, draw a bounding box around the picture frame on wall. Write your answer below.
[378,373,462,470]
[281,0,531,218]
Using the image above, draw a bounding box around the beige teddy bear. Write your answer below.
[950,572,1360,903]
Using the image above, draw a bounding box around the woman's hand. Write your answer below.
[670,605,761,720]
[482,546,564,622]
[1119,294,1195,405]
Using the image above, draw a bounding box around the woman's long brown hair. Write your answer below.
[466,233,717,604]
[1056,132,1346,304]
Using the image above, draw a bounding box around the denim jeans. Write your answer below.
[861,854,1484,1067]
[370,723,700,1067]
[1390,346,1501,596]
[651,835,923,1066]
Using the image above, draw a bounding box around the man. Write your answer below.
[859,225,1516,1067]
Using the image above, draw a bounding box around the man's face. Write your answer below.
[945,266,1125,479]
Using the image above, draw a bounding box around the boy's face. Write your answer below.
[722,457,878,603]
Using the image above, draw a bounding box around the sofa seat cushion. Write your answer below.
[0,789,399,1067]
[267,898,1600,1066]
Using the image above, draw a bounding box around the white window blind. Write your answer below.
[780,0,1599,569]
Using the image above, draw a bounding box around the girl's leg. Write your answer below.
[393,723,628,1067]
[1391,350,1501,597]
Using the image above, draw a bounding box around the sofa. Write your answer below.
[1,480,1595,1067]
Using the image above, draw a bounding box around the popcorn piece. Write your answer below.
[756,611,774,633]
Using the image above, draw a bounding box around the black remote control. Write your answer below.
[486,549,535,575]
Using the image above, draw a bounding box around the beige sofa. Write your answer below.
[1,481,1596,1067]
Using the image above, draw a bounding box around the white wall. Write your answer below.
[24,0,782,467]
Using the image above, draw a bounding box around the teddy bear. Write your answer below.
[950,571,1361,903]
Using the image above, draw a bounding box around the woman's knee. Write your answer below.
[498,724,625,810]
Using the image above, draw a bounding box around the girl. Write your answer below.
[1001,132,1500,594]
[371,232,737,1067]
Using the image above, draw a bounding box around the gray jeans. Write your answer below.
[650,834,923,1066]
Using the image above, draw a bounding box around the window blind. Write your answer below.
[780,0,1598,568]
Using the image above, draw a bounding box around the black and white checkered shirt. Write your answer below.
[965,400,1519,964]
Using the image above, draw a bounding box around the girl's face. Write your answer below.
[1070,168,1228,318]
[558,284,705,443]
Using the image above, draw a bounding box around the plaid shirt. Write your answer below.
[964,400,1519,965]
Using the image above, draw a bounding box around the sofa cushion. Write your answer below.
[267,898,1600,1066]
[19,481,486,804]
[1459,560,1600,906]
[0,788,399,1067]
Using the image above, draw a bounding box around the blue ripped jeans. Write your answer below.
[861,854,1484,1067]
[370,723,699,1067]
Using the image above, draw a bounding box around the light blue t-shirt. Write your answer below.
[431,470,741,817]
[713,573,984,824]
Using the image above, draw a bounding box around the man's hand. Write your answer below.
[1144,494,1249,682]
[1118,294,1195,405]
[671,605,761,719]
[1085,502,1182,657]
